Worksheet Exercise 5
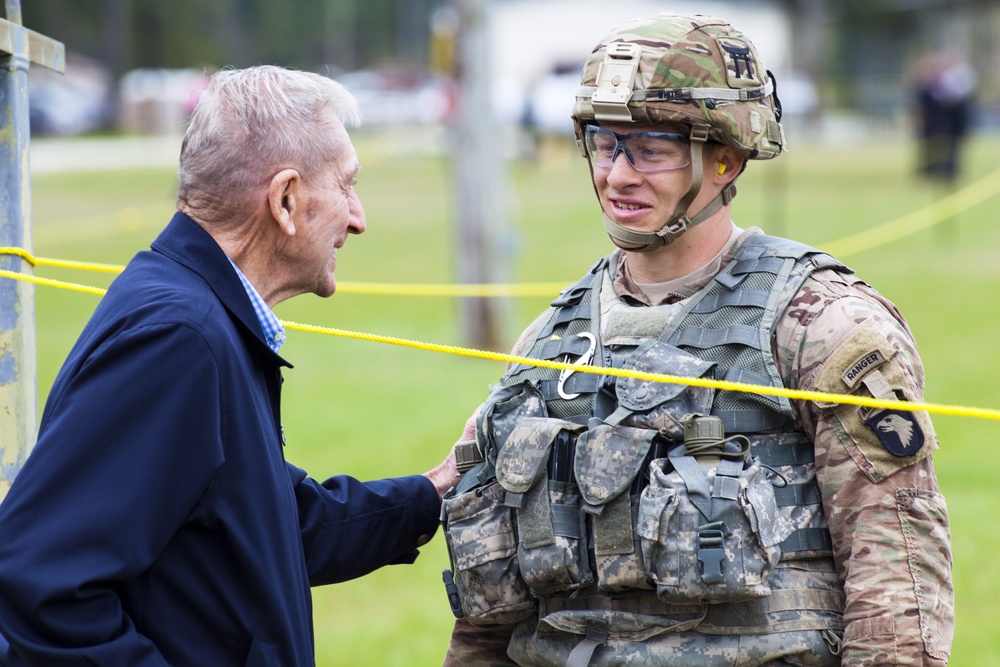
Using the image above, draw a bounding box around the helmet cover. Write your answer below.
[572,13,785,160]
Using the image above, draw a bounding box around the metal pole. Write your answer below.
[0,1,64,500]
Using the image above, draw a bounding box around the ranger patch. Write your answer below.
[842,349,887,390]
[861,407,925,457]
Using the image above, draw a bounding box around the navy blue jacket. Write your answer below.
[0,213,442,666]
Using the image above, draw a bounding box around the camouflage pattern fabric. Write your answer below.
[509,622,841,667]
[638,453,792,604]
[442,228,953,667]
[773,262,953,667]
[571,13,784,160]
[441,481,536,625]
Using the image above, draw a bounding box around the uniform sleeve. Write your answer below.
[0,324,226,666]
[775,271,954,667]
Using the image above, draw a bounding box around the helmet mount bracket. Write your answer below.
[592,42,641,122]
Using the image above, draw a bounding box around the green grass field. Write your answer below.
[24,128,1000,666]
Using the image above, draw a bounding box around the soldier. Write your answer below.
[440,13,953,667]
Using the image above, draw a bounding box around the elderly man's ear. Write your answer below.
[269,169,302,236]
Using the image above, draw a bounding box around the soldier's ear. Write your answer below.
[712,147,743,184]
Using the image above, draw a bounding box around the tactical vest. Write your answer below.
[442,234,849,663]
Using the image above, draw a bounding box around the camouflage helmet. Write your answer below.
[572,13,785,160]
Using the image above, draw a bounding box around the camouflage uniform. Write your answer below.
[441,13,952,667]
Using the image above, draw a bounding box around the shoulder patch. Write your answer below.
[842,349,887,390]
[861,407,926,457]
[811,325,938,482]
[812,326,897,402]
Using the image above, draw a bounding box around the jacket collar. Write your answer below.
[150,212,293,368]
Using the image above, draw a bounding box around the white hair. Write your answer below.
[178,65,362,218]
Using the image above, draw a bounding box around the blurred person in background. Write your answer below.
[440,13,952,667]
[915,49,976,184]
[0,65,456,666]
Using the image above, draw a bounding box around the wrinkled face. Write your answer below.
[591,122,720,235]
[294,122,366,298]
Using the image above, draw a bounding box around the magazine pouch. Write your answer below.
[574,423,660,592]
[496,417,593,597]
[442,481,535,624]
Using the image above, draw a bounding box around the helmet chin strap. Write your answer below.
[601,128,737,253]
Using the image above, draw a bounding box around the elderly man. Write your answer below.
[0,65,456,666]
[440,13,953,667]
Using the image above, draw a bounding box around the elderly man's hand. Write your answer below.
[423,445,460,501]
[423,413,479,501]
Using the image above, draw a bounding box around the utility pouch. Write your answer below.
[441,481,535,624]
[637,442,792,604]
[477,381,547,471]
[574,423,660,592]
[497,417,592,597]
[611,340,716,438]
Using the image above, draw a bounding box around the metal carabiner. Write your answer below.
[557,332,597,401]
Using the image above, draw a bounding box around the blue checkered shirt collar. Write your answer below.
[227,258,285,354]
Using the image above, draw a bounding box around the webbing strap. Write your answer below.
[702,587,844,628]
[750,440,815,466]
[539,301,592,339]
[773,482,822,507]
[669,454,713,521]
[673,324,760,350]
[720,366,776,391]
[540,585,841,626]
[672,130,706,223]
[690,288,771,313]
[550,256,605,307]
[537,334,598,361]
[715,409,786,435]
[538,374,602,402]
[731,256,787,276]
[779,527,832,553]
[576,78,775,104]
[565,619,608,667]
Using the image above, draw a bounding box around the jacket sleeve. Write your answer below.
[0,323,226,666]
[776,271,954,667]
[290,463,441,586]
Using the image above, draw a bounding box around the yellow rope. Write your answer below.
[0,268,109,296]
[281,319,1000,421]
[820,166,1000,258]
[3,265,1000,421]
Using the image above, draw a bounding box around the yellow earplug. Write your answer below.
[717,163,727,175]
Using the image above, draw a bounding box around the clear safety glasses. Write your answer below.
[584,125,692,173]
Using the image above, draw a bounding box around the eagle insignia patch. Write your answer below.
[861,408,925,457]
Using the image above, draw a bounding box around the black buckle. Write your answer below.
[442,569,465,618]
[697,528,726,584]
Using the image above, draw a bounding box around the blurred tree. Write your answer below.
[21,0,446,75]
